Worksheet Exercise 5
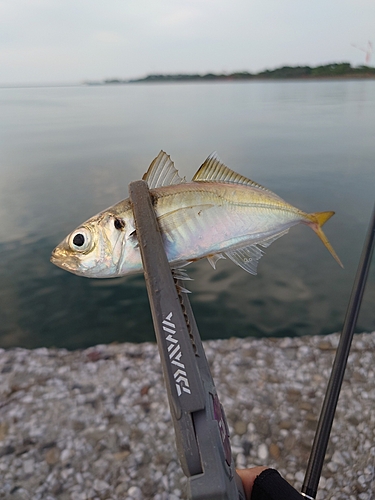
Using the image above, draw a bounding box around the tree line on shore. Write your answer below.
[95,63,375,85]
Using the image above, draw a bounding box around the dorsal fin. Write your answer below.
[192,153,275,195]
[143,151,185,188]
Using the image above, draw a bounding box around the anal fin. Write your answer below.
[224,229,290,275]
[225,245,264,275]
[258,229,289,248]
[207,253,226,269]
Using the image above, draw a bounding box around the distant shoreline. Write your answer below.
[1,63,374,89]
[86,62,375,86]
[88,74,375,86]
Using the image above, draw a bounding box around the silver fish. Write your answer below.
[51,151,342,278]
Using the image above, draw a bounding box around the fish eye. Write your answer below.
[73,233,85,247]
[69,228,93,252]
[114,218,125,230]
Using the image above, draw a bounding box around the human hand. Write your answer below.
[237,466,268,499]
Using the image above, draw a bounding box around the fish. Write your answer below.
[51,151,343,278]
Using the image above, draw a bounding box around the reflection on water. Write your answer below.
[1,81,374,348]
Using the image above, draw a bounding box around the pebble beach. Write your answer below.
[1,332,375,500]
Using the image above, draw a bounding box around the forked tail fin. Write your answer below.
[306,211,344,268]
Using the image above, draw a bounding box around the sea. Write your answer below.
[1,79,374,349]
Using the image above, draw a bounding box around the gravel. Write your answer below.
[1,332,375,499]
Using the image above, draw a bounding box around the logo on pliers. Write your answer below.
[163,312,191,396]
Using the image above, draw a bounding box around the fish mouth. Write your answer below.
[50,246,80,273]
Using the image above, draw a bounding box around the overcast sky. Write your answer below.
[1,0,374,85]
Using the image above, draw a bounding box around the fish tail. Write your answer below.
[306,211,344,268]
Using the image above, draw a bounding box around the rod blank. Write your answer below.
[302,202,375,499]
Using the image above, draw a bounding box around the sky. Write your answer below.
[1,0,374,85]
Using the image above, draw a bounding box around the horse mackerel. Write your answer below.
[51,151,343,278]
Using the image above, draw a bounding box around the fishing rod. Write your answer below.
[129,179,246,500]
[302,201,375,499]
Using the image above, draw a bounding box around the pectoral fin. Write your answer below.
[157,204,214,241]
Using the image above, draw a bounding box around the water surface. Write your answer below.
[1,80,374,349]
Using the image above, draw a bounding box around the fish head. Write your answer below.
[51,203,141,277]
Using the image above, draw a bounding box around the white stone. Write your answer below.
[236,453,246,468]
[295,471,304,483]
[21,395,34,404]
[60,448,71,462]
[127,485,142,499]
[247,422,255,433]
[332,450,346,465]
[23,459,34,474]
[70,493,87,500]
[327,461,338,473]
[60,468,74,480]
[161,475,169,490]
[357,474,366,485]
[319,476,326,489]
[75,472,84,484]
[258,444,268,461]
[93,479,110,492]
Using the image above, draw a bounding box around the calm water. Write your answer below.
[1,80,374,349]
